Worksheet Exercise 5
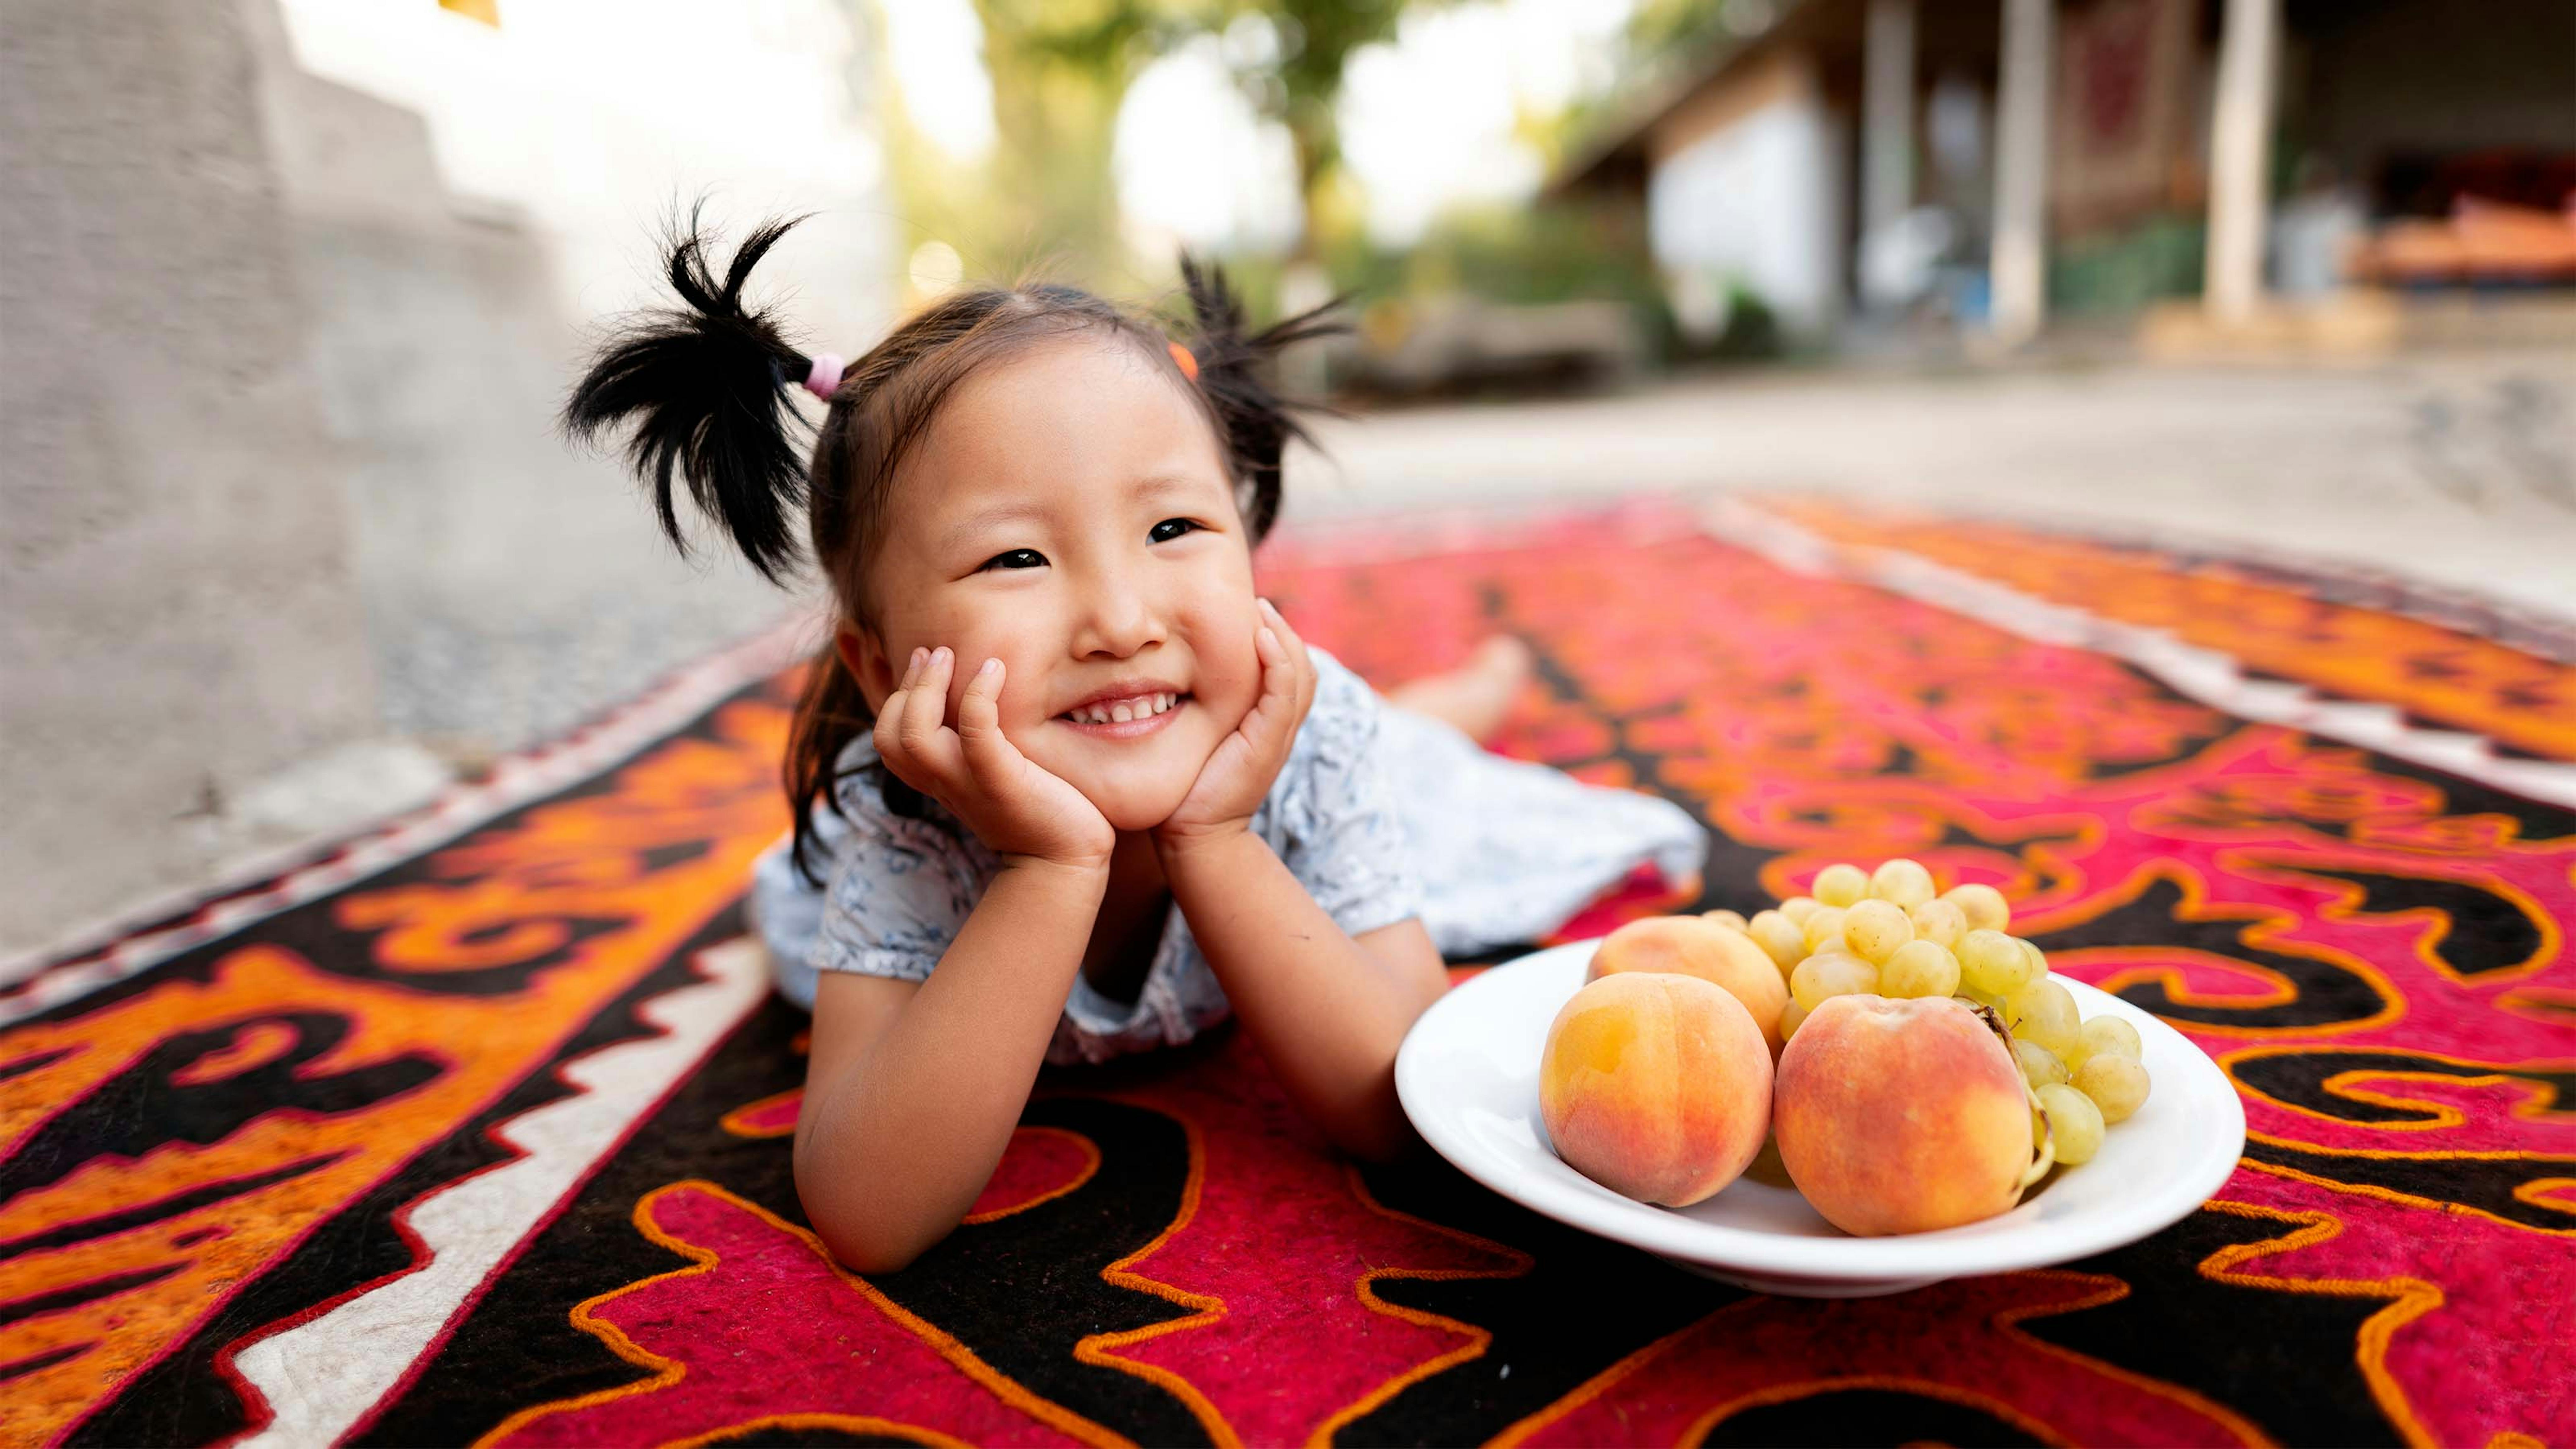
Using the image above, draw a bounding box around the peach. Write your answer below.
[1773,995,2034,1235]
[1588,915,1793,1054]
[1540,973,1773,1207]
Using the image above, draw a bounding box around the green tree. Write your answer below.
[1013,0,1416,263]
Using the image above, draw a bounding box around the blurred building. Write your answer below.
[1553,0,2576,349]
[1,0,890,961]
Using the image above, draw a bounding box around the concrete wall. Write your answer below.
[1,0,889,963]
[240,13,805,758]
[1,0,389,957]
[240,0,886,760]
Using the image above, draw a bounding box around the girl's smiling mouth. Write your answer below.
[1057,685,1189,738]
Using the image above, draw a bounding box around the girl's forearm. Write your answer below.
[1159,831,1437,1159]
[795,859,1104,1272]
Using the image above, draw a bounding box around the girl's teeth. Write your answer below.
[1069,693,1179,724]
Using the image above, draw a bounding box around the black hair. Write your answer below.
[563,207,815,584]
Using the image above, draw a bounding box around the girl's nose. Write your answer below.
[1071,576,1163,660]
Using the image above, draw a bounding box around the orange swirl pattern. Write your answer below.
[0,685,794,1445]
[1759,497,2576,761]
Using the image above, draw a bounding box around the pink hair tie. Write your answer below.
[803,352,847,400]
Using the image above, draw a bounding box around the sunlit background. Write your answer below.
[4,0,2571,962]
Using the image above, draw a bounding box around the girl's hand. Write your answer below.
[1156,599,1316,856]
[875,647,1115,874]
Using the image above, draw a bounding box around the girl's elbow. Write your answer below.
[807,1199,950,1275]
[821,1224,928,1276]
[796,1157,949,1274]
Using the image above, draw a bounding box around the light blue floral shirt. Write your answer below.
[752,647,1424,1064]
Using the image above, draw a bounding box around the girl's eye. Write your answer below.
[980,548,1047,571]
[1149,518,1200,544]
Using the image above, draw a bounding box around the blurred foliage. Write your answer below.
[864,0,1132,291]
[2050,213,2208,314]
[868,0,1696,361]
[1219,198,1682,375]
[869,0,1408,291]
[1324,202,1661,313]
[1015,0,1410,261]
[1547,0,1735,155]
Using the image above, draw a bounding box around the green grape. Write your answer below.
[1942,882,2011,933]
[1802,905,1850,954]
[2073,1053,2150,1123]
[1702,908,1749,934]
[1879,939,1961,999]
[2013,1038,2069,1089]
[2004,977,2081,1059]
[1777,895,1823,926]
[1958,929,2040,996]
[1746,910,1807,971]
[1790,952,1879,1011]
[2019,938,2049,979]
[1778,999,1809,1040]
[2037,1084,2105,1165]
[1842,899,1915,963]
[1868,857,1936,910]
[1908,897,1967,948]
[1813,863,1869,908]
[2076,1015,2143,1065]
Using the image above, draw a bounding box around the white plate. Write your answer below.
[1395,941,2246,1297]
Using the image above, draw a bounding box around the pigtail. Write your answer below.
[1174,255,1347,543]
[563,207,816,584]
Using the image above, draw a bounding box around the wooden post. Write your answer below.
[1861,0,1917,309]
[1990,0,2053,346]
[2205,0,2281,322]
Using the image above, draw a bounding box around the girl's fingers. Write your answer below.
[876,647,929,768]
[1257,598,1311,672]
[897,647,963,778]
[1256,599,1318,718]
[874,689,905,752]
[1241,627,1304,747]
[954,657,1015,777]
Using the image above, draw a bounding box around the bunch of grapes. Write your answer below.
[1706,858,2152,1168]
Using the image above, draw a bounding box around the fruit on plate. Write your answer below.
[1539,973,1774,1207]
[1780,858,2155,1168]
[1772,994,2040,1235]
[1590,915,1792,1056]
[1546,858,2160,1228]
[1741,909,1809,973]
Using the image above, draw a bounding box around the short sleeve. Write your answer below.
[809,781,996,985]
[1273,652,1424,939]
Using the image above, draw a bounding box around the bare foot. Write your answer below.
[1387,635,1535,743]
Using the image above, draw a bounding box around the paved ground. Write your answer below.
[1290,345,2576,622]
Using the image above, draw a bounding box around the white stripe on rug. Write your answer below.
[224,935,773,1448]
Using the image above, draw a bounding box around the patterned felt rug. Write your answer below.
[4,497,2571,1448]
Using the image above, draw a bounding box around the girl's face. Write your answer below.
[848,335,1263,832]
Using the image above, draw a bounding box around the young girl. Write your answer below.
[567,217,1703,1271]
